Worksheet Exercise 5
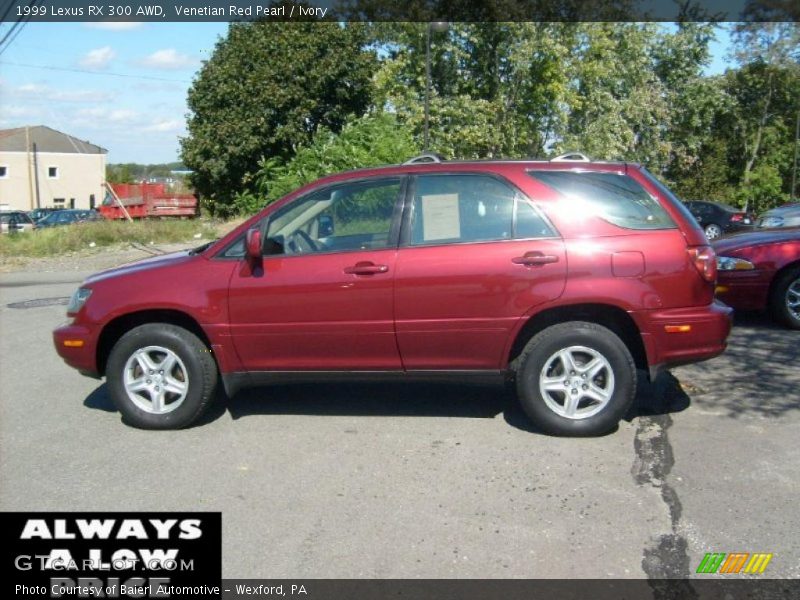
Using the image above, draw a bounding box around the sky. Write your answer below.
[0,22,735,165]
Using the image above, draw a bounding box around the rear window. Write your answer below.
[528,171,675,230]
[0,213,32,224]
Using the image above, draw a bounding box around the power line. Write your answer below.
[0,60,193,83]
[0,0,24,28]
[0,0,37,56]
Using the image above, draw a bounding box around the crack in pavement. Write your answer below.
[632,374,697,599]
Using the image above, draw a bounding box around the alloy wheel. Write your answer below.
[539,345,615,420]
[123,346,189,414]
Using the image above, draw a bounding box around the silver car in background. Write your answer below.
[0,211,36,234]
[758,203,800,229]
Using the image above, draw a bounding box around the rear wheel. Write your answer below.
[515,322,636,436]
[769,267,800,330]
[106,324,218,429]
[704,223,723,240]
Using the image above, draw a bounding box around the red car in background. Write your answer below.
[714,228,800,329]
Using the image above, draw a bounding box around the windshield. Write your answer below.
[38,212,62,224]
[1,213,31,224]
[189,239,218,255]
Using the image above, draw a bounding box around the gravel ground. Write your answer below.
[1,247,797,581]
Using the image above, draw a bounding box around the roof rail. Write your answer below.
[551,152,591,163]
[404,153,443,165]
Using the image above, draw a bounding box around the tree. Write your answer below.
[556,23,673,171]
[373,22,578,159]
[727,23,800,209]
[181,19,377,215]
[106,164,134,184]
[235,112,418,214]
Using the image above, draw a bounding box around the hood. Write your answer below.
[84,250,196,285]
[761,204,800,217]
[713,227,800,254]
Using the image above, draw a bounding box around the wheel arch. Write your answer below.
[768,258,800,297]
[508,303,648,374]
[96,309,213,376]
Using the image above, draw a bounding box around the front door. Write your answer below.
[227,177,405,371]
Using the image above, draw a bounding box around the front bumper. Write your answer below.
[634,300,733,379]
[53,322,100,376]
[715,269,772,311]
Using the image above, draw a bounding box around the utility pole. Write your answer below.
[25,126,34,210]
[792,109,799,202]
[32,142,41,209]
[423,22,449,152]
[424,24,431,152]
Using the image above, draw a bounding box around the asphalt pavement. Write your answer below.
[1,268,798,579]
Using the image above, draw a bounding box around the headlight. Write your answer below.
[67,287,93,315]
[716,257,755,271]
[760,216,783,228]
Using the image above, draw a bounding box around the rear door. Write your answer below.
[393,173,567,370]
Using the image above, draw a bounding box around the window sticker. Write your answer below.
[420,193,460,241]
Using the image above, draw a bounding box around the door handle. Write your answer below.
[512,252,560,267]
[344,262,389,275]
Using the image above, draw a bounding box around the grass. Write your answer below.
[0,219,221,258]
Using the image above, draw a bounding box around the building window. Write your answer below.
[54,198,65,205]
[0,166,7,178]
[48,167,59,179]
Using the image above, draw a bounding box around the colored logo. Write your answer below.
[696,552,773,574]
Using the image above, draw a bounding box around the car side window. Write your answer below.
[529,170,676,230]
[265,178,401,255]
[515,198,555,239]
[408,174,529,246]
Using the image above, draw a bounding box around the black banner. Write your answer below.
[3,512,222,599]
[0,0,798,23]
[218,580,800,600]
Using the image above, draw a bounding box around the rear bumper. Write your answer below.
[53,322,100,377]
[633,300,733,379]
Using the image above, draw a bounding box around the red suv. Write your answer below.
[54,155,732,436]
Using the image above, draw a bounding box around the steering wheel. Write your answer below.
[286,230,319,254]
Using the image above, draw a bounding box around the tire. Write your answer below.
[769,267,800,330]
[514,321,636,437]
[704,223,722,240]
[106,324,218,429]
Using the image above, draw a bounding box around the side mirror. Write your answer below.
[245,228,262,262]
[318,215,334,238]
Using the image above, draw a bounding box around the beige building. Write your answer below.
[0,125,107,212]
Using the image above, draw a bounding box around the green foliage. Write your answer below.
[183,20,799,216]
[181,18,377,216]
[735,163,790,212]
[234,112,418,215]
[373,22,576,158]
[106,162,186,183]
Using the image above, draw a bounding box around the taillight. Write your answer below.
[730,213,743,222]
[688,245,717,283]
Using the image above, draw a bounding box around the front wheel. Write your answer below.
[106,324,218,429]
[769,267,800,330]
[515,322,636,436]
